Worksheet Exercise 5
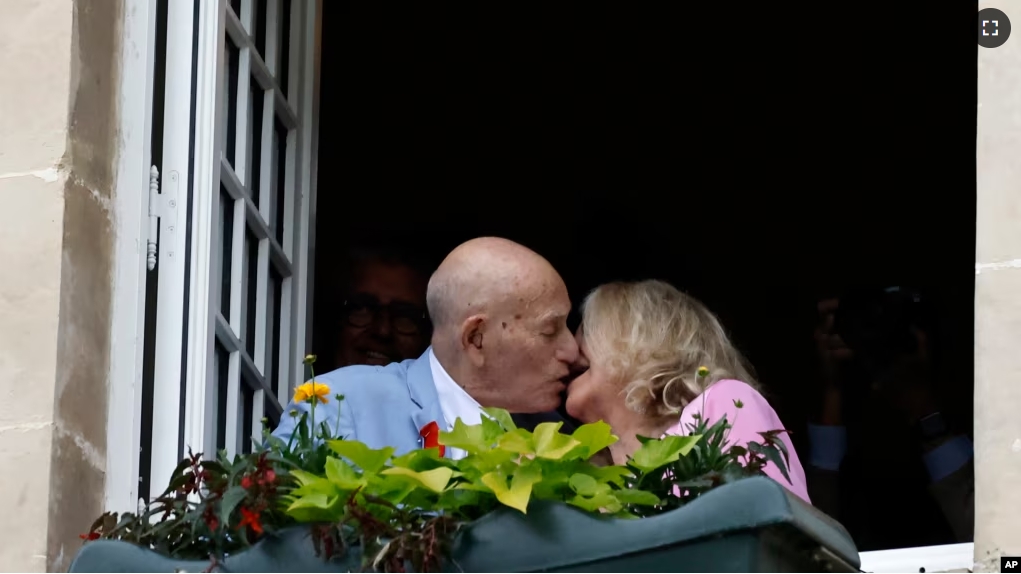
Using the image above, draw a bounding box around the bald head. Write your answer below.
[425,237,579,413]
[426,237,563,331]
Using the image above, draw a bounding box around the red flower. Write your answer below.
[79,532,100,541]
[262,469,276,484]
[241,475,253,489]
[419,421,445,457]
[238,506,263,535]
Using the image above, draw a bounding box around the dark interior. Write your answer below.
[312,2,977,553]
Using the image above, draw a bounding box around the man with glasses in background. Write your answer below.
[331,245,433,369]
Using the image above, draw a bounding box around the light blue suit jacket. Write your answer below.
[272,348,445,455]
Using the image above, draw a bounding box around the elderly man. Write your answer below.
[273,237,580,456]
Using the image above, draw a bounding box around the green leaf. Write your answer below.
[455,449,516,483]
[366,474,419,504]
[481,407,517,431]
[496,428,534,455]
[581,463,635,487]
[533,422,580,460]
[218,486,248,526]
[437,487,486,511]
[569,421,619,459]
[285,493,343,523]
[613,489,661,506]
[440,418,491,454]
[567,482,622,513]
[480,461,543,513]
[288,468,321,486]
[380,466,454,493]
[629,435,702,472]
[568,473,599,496]
[324,456,366,490]
[390,447,452,471]
[290,475,340,498]
[748,442,792,484]
[326,440,394,474]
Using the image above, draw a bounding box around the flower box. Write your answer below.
[68,477,859,573]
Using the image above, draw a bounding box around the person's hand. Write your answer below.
[813,298,851,426]
[814,298,853,383]
[874,351,940,427]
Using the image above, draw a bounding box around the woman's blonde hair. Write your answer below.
[580,280,760,421]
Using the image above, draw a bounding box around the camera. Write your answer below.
[832,286,931,380]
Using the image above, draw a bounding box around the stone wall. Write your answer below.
[46,0,123,571]
[974,1,1021,571]
[0,0,74,571]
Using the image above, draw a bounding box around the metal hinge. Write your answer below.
[146,165,180,271]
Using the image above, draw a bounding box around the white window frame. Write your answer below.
[858,542,974,573]
[135,0,321,498]
[106,0,160,513]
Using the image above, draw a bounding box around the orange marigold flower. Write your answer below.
[293,381,331,404]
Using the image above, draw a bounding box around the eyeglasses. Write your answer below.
[342,295,430,336]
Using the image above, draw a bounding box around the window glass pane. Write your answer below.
[215,343,230,453]
[268,266,283,393]
[230,0,241,18]
[225,38,240,168]
[279,0,292,96]
[241,381,254,454]
[219,187,234,322]
[249,79,265,207]
[272,119,288,244]
[255,0,269,59]
[243,227,259,358]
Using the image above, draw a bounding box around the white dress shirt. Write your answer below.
[428,348,485,460]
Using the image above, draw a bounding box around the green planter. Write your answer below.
[68,477,860,572]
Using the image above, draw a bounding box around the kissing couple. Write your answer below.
[274,237,810,503]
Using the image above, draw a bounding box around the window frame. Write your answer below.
[137,0,321,499]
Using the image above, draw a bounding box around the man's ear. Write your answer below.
[461,314,487,367]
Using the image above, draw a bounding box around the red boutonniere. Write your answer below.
[419,421,445,457]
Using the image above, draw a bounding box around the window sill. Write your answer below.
[859,542,973,573]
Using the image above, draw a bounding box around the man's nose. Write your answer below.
[370,310,392,337]
[556,332,579,364]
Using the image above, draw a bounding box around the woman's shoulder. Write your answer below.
[677,379,775,426]
[705,378,766,404]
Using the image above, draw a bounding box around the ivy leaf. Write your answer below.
[289,475,340,498]
[567,482,621,513]
[290,469,326,486]
[286,493,343,523]
[457,449,516,480]
[568,473,599,496]
[570,461,635,487]
[440,419,491,454]
[613,489,661,506]
[480,415,508,444]
[480,461,543,513]
[326,440,394,474]
[481,407,518,432]
[437,487,485,511]
[496,428,534,455]
[380,466,454,493]
[325,456,366,490]
[390,447,453,472]
[533,422,580,460]
[566,421,618,459]
[368,474,420,504]
[629,435,702,472]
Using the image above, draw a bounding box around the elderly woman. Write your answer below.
[565,279,811,503]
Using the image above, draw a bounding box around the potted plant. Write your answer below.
[71,358,859,572]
